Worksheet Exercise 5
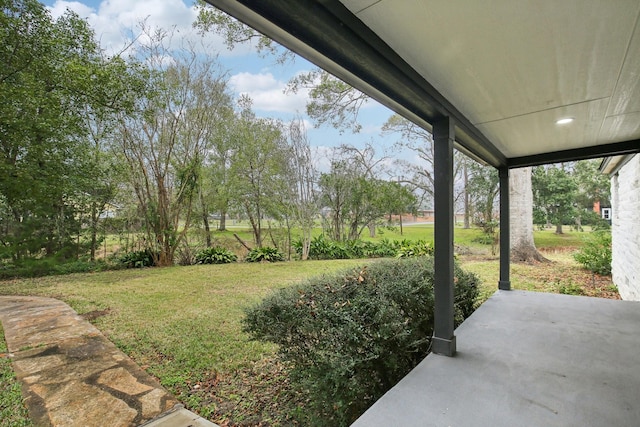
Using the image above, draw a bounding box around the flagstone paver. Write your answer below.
[0,295,218,427]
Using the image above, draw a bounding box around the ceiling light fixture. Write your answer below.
[556,117,574,125]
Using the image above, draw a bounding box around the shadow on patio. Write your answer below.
[352,290,640,427]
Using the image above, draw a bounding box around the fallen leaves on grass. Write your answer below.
[180,358,306,427]
[512,248,619,299]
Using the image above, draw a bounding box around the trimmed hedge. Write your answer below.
[243,257,479,425]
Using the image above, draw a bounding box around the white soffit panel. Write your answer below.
[341,0,640,157]
[605,13,640,117]
[599,112,640,144]
[476,98,609,158]
[347,0,637,123]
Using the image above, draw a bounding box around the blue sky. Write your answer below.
[40,0,407,174]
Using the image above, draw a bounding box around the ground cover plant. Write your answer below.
[0,229,619,426]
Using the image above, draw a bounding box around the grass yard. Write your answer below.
[0,260,363,425]
[0,228,616,426]
[0,324,32,427]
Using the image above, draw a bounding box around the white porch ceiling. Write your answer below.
[341,0,640,159]
[205,0,640,166]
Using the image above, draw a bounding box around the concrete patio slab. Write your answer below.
[0,296,219,427]
[352,290,640,427]
[141,407,218,427]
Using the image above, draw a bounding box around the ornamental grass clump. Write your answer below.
[243,257,479,426]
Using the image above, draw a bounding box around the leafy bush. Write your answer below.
[579,210,611,230]
[118,250,156,268]
[304,235,351,260]
[395,239,434,258]
[195,247,238,264]
[243,257,479,425]
[573,231,612,275]
[245,247,285,263]
[371,238,399,257]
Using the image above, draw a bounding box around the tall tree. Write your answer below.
[378,181,418,235]
[117,27,231,265]
[318,145,404,240]
[0,0,138,261]
[467,162,499,226]
[285,118,318,259]
[227,97,291,247]
[573,159,610,208]
[532,165,578,234]
[382,114,467,218]
[195,3,366,133]
[509,167,546,262]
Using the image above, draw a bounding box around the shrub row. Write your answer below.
[0,258,116,280]
[243,256,479,426]
[295,235,434,260]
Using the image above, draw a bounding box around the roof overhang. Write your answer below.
[204,0,640,169]
[600,153,637,175]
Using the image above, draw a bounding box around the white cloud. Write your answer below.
[229,71,310,114]
[48,0,94,18]
[310,145,335,173]
[46,0,245,56]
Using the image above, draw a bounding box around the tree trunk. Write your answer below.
[510,167,548,262]
[90,202,98,261]
[202,212,212,247]
[199,191,211,247]
[463,161,470,229]
[218,209,226,231]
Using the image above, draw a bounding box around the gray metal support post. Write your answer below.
[432,117,456,357]
[498,167,511,290]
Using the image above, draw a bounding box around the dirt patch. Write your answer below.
[80,308,111,322]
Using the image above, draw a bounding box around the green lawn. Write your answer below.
[0,227,610,425]
[0,324,32,427]
[0,260,363,425]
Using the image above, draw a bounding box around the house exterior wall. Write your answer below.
[611,154,640,301]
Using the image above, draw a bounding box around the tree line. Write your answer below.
[0,0,420,267]
[1,0,609,269]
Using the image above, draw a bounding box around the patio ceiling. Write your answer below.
[204,0,640,168]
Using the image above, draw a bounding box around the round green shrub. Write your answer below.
[194,247,237,264]
[245,246,285,262]
[243,257,479,425]
[117,250,156,268]
[573,230,612,275]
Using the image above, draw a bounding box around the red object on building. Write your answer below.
[593,200,601,213]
